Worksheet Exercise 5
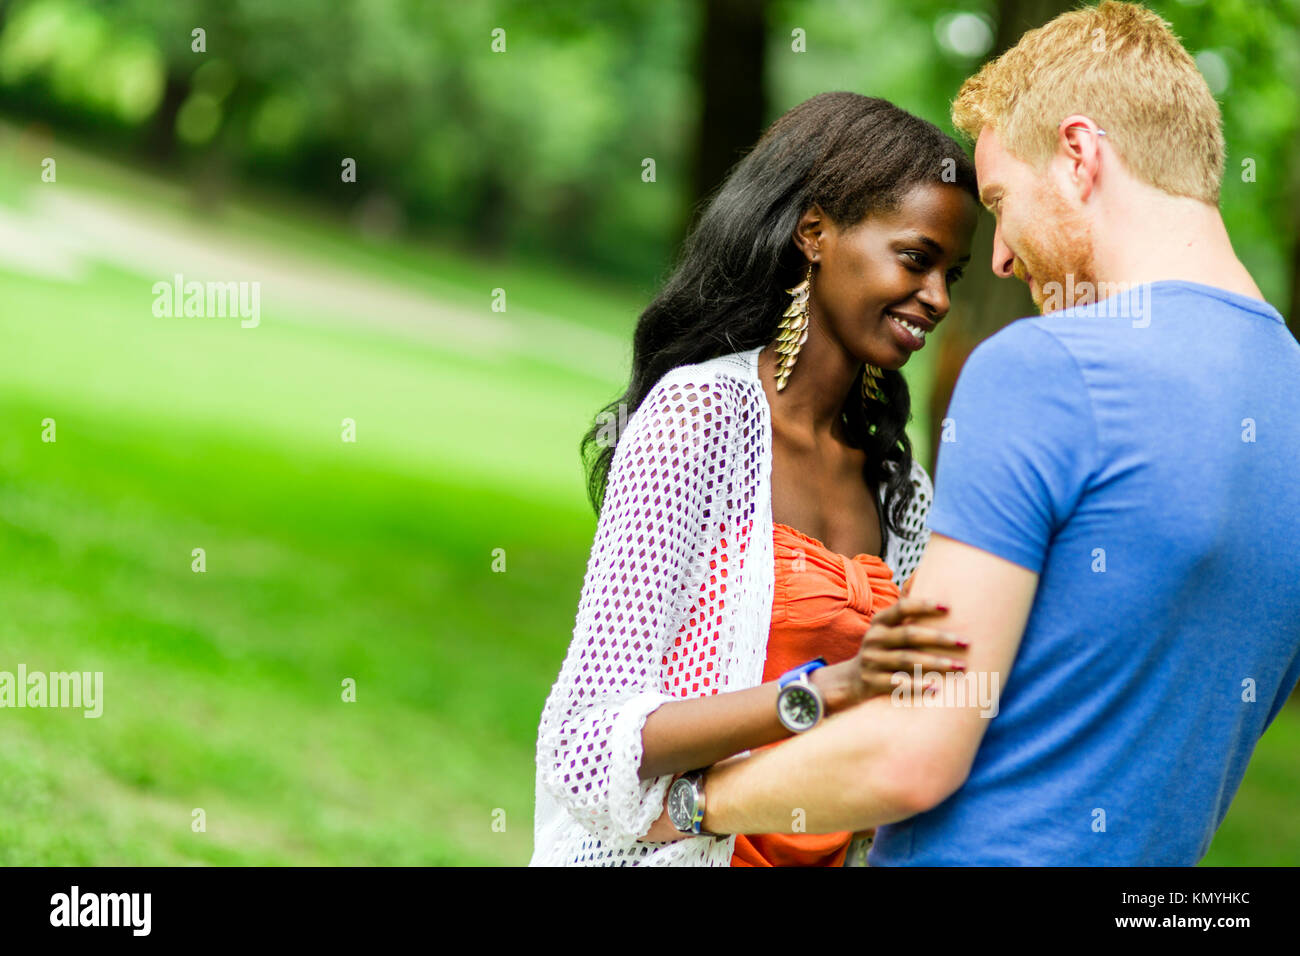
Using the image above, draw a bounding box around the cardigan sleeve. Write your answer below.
[535,370,736,850]
[884,458,933,587]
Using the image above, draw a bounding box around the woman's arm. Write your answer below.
[536,375,740,849]
[638,597,966,780]
[638,665,850,780]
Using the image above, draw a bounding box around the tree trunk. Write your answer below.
[1288,230,1300,342]
[686,0,769,232]
[146,71,191,163]
[1287,121,1300,342]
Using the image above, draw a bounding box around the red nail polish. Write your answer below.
[935,604,950,612]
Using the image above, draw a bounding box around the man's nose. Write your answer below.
[991,220,1016,278]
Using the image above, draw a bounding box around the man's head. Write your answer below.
[952,1,1224,312]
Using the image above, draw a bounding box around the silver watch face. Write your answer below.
[667,777,695,831]
[778,683,821,731]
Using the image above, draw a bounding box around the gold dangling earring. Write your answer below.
[862,363,888,408]
[775,263,812,392]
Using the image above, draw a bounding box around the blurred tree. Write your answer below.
[145,71,189,161]
[0,0,1293,304]
[687,0,770,232]
[111,1,232,163]
[1283,82,1300,341]
[1290,127,1300,339]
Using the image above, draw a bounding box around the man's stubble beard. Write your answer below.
[1016,181,1098,315]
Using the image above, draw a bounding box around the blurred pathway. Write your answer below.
[0,186,627,380]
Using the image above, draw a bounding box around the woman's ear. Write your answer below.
[792,204,826,262]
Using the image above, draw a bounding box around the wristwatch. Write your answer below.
[776,657,828,733]
[666,769,722,837]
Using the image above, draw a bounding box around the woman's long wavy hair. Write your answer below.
[581,92,978,546]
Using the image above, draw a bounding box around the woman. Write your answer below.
[531,92,980,866]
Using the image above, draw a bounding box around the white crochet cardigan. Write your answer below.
[531,344,932,866]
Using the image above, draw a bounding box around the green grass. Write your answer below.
[0,256,613,864]
[0,136,1294,865]
[1200,704,1300,865]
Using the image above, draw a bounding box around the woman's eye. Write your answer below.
[947,267,965,285]
[903,251,928,269]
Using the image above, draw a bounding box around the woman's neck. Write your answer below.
[757,331,861,443]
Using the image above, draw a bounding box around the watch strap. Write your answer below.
[778,657,827,688]
[678,769,724,838]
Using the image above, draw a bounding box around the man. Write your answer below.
[665,1,1300,863]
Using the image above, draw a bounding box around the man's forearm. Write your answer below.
[695,534,1035,837]
[700,696,934,835]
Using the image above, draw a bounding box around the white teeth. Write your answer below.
[891,314,925,340]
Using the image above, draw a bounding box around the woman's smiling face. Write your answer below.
[795,182,979,370]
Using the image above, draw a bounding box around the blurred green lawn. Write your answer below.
[0,144,1295,865]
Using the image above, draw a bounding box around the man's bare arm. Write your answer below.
[699,533,1040,835]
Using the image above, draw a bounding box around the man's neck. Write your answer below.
[1092,190,1264,302]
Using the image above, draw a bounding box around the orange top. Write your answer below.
[730,522,901,867]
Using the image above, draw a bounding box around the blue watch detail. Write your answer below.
[778,657,827,687]
[776,657,829,733]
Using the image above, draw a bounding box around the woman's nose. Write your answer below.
[918,272,950,319]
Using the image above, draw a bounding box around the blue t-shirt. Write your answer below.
[870,280,1300,865]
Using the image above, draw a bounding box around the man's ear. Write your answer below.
[1057,114,1103,203]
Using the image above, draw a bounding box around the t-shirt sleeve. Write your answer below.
[926,321,1098,574]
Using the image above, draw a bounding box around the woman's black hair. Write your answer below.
[581,91,978,546]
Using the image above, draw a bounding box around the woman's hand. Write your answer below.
[818,597,967,710]
[639,773,690,843]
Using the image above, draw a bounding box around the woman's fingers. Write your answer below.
[850,599,964,702]
[859,648,967,674]
[862,624,968,651]
[870,597,949,628]
[859,670,940,699]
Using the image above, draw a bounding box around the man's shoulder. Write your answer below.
[963,317,1079,381]
[995,283,1189,360]
[950,319,1098,449]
